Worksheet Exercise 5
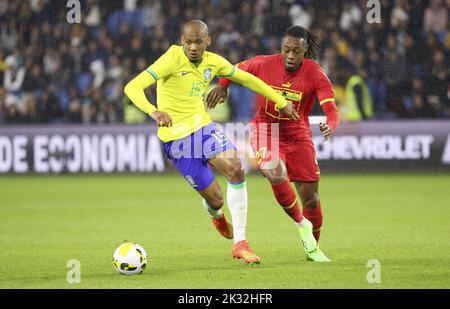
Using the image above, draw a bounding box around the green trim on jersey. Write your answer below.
[145,68,159,80]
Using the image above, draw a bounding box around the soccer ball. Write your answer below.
[113,242,148,275]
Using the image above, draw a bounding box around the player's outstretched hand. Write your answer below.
[319,122,331,141]
[279,102,299,121]
[206,86,228,109]
[151,110,173,127]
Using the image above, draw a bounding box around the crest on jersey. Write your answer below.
[204,68,212,81]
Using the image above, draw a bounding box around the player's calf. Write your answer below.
[204,195,224,210]
[300,193,322,242]
[300,192,319,209]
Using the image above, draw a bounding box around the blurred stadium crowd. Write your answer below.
[0,0,448,125]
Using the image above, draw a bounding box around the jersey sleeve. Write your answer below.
[124,71,158,116]
[313,64,340,132]
[146,45,180,80]
[314,64,335,106]
[216,55,236,77]
[217,56,265,88]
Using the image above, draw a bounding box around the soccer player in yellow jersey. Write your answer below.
[124,20,298,264]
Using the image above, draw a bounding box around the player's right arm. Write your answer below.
[124,45,180,127]
[313,64,340,141]
[124,72,172,127]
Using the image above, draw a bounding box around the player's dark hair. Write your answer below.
[284,26,320,61]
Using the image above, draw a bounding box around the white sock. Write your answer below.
[227,181,248,244]
[202,199,222,219]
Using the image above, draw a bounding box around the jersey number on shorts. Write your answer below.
[211,131,229,146]
[255,146,267,165]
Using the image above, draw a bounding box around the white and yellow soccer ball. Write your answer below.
[113,242,148,275]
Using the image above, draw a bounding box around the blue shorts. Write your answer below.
[163,123,235,190]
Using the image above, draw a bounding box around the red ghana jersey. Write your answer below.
[236,54,335,139]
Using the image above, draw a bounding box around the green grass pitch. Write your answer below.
[1,174,449,289]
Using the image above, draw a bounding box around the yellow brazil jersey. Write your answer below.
[146,45,235,142]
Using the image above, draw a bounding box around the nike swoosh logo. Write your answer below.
[181,72,190,76]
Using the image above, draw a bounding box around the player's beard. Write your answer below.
[285,59,303,72]
[285,64,298,72]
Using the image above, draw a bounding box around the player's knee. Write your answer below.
[302,193,318,209]
[265,169,287,184]
[225,163,245,183]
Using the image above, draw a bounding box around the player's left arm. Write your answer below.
[315,66,340,140]
[206,57,260,109]
[231,68,299,120]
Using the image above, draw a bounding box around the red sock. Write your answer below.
[271,180,304,223]
[302,200,323,241]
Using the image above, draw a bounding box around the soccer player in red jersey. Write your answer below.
[207,26,339,261]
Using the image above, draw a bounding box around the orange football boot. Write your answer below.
[211,214,233,239]
[232,240,261,264]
